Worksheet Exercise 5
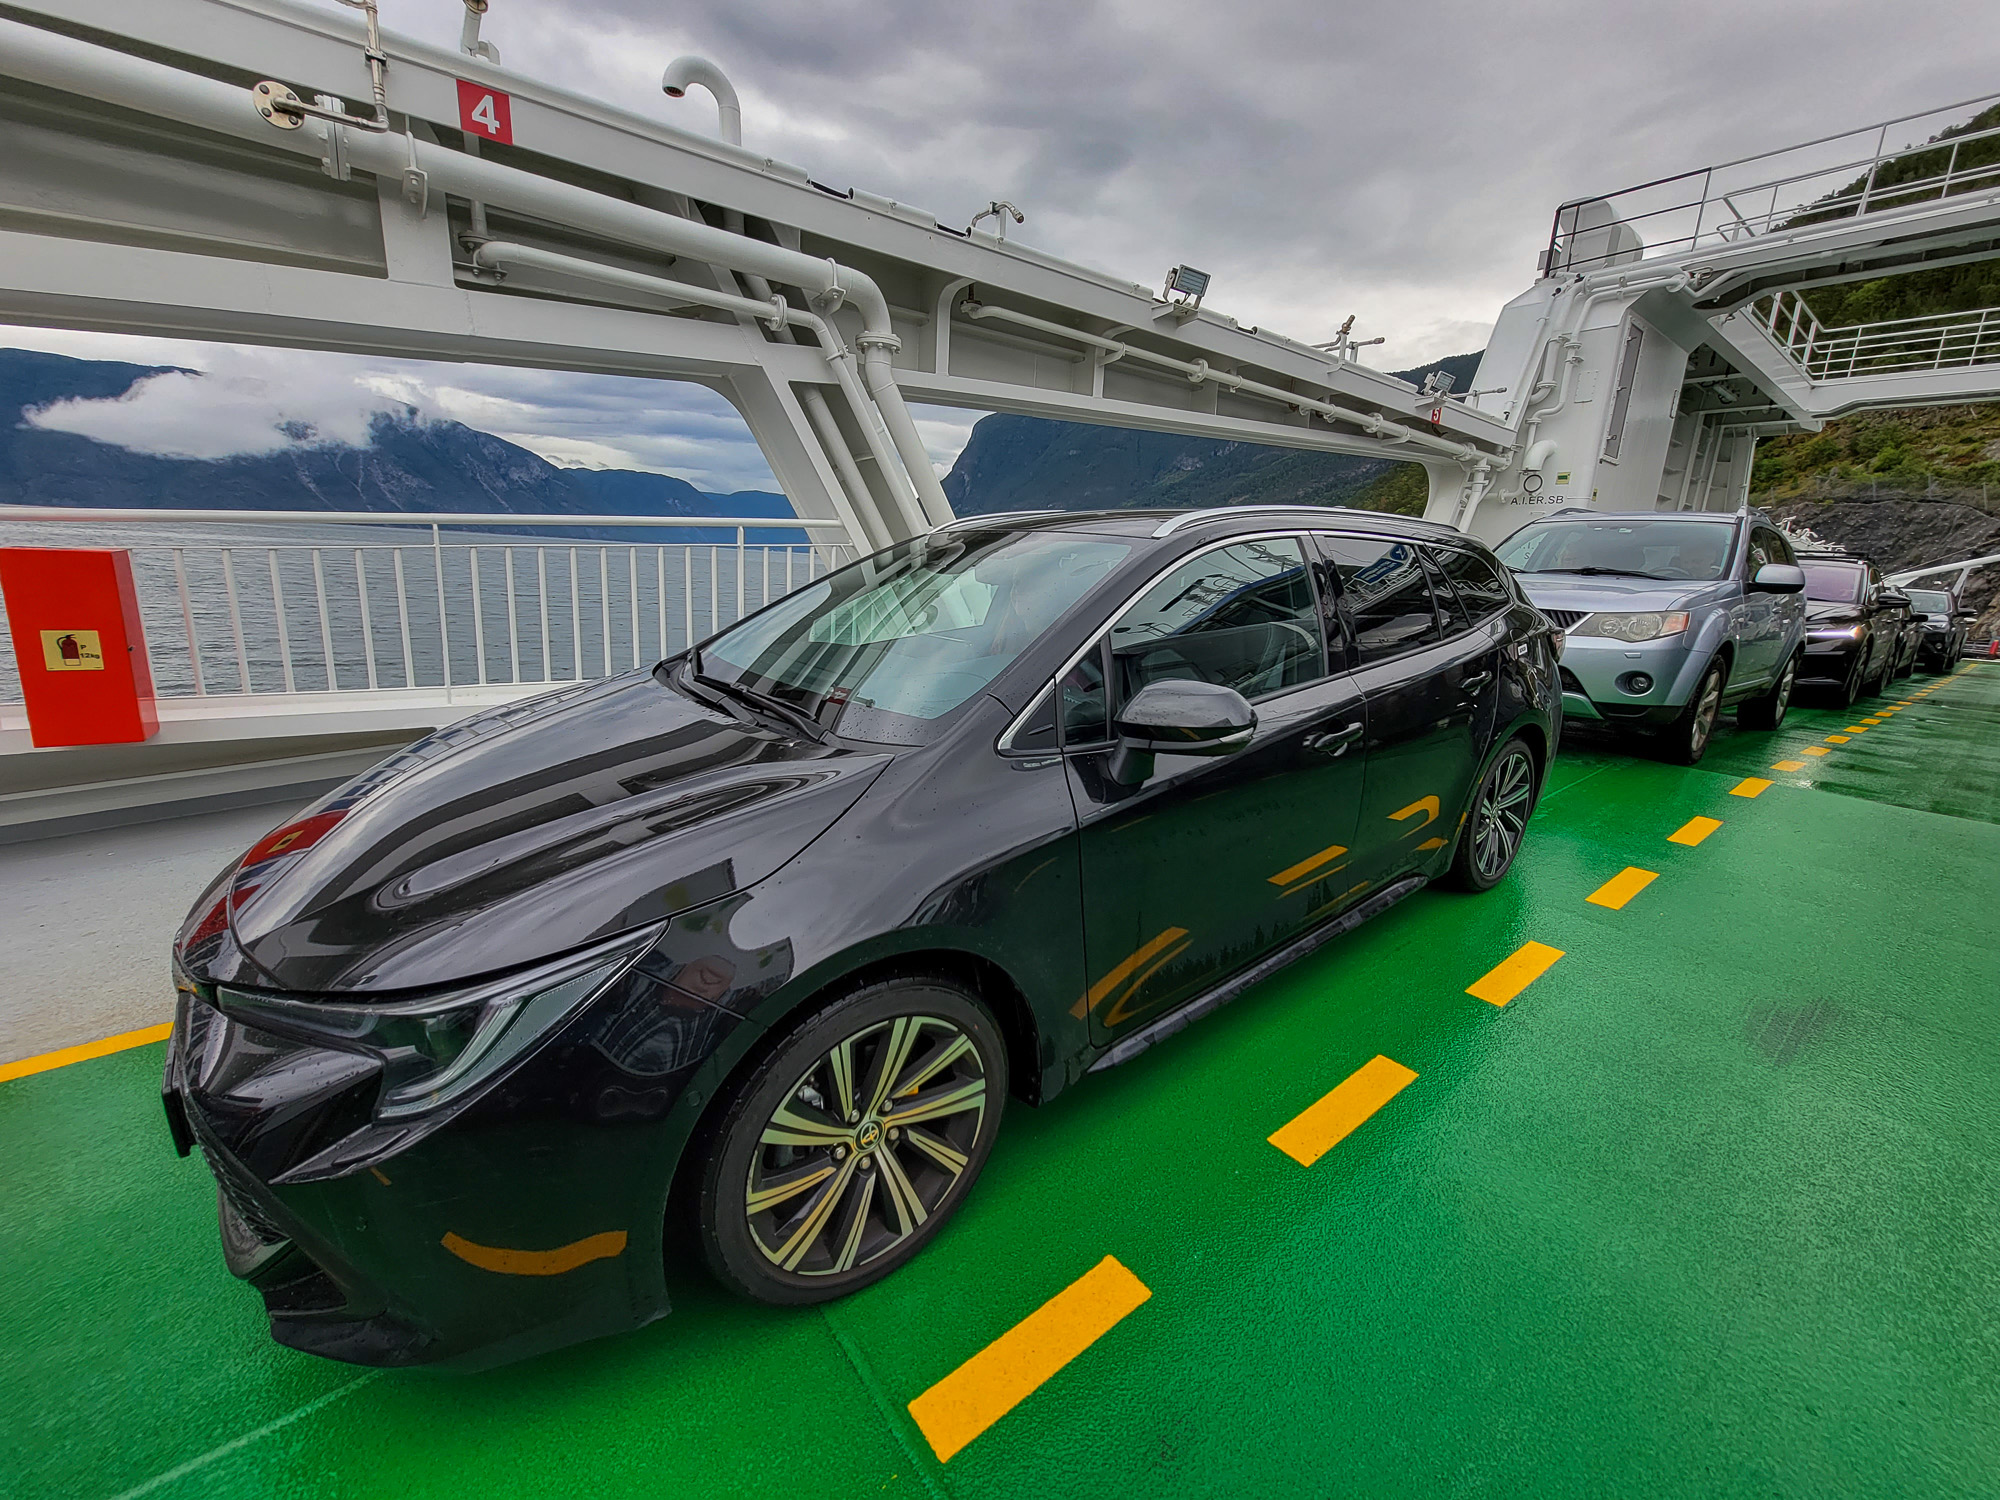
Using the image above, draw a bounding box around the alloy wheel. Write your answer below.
[1771,659,1795,725]
[1688,670,1723,756]
[1471,746,1535,882]
[745,1015,988,1277]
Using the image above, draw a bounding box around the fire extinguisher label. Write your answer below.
[41,629,106,671]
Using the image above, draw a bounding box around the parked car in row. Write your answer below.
[1490,509,1806,763]
[164,505,1562,1369]
[1795,550,1921,703]
[1905,585,1977,670]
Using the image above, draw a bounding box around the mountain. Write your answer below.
[940,352,1482,518]
[0,348,799,543]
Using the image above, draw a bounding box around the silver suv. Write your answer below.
[1492,510,1807,763]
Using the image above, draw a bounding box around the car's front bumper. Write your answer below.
[1798,632,1864,682]
[1555,633,1700,725]
[162,957,746,1369]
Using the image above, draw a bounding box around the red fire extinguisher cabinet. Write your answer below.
[0,547,159,746]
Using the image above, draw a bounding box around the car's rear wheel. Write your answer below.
[1447,737,1539,892]
[1738,651,1798,730]
[1664,660,1727,765]
[693,976,1006,1305]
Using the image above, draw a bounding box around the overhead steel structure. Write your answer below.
[2,0,2000,554]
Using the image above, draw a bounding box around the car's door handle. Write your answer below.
[1305,722,1363,755]
[1461,671,1492,692]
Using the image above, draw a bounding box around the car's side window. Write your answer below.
[1422,549,1474,635]
[1107,537,1325,708]
[1432,546,1513,619]
[1752,527,1793,568]
[1317,535,1445,663]
[1060,641,1112,745]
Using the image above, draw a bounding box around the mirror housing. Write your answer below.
[1751,563,1806,595]
[1107,680,1255,785]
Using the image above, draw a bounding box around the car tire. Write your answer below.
[1664,660,1727,765]
[693,974,1006,1306]
[1832,650,1864,708]
[1738,651,1799,730]
[1446,737,1540,893]
[1866,649,1892,697]
[1895,644,1916,679]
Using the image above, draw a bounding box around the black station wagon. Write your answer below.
[163,505,1563,1368]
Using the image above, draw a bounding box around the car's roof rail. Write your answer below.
[1151,504,1458,539]
[933,510,1069,532]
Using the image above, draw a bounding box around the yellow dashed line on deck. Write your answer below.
[1843,725,1869,733]
[1467,941,1564,1006]
[0,1023,172,1085]
[1730,777,1772,798]
[1861,717,1883,725]
[1802,745,1830,757]
[1586,867,1658,910]
[1669,815,1723,845]
[908,1256,1151,1463]
[1268,1055,1419,1166]
[1771,759,1806,772]
[1826,734,1851,743]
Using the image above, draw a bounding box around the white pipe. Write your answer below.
[469,240,918,543]
[458,0,500,63]
[960,301,1484,464]
[0,15,951,533]
[661,56,741,146]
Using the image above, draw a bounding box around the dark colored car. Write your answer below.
[162,506,1562,1369]
[1906,586,1973,670]
[1796,551,1916,705]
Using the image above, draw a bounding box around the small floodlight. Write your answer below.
[1163,265,1210,307]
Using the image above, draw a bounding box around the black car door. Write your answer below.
[1062,534,1367,1046]
[1314,533,1500,893]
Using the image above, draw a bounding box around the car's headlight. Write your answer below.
[215,924,660,1121]
[1567,611,1690,643]
[1810,624,1865,640]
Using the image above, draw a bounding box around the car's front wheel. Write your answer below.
[693,975,1006,1305]
[1738,651,1798,730]
[1447,737,1539,892]
[1664,660,1727,765]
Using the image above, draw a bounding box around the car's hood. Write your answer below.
[1512,574,1722,614]
[177,670,891,994]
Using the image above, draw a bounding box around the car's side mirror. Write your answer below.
[1751,563,1805,595]
[1107,680,1256,785]
[1879,588,1911,609]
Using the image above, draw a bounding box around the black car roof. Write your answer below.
[941,505,1483,547]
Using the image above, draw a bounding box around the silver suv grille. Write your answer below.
[1542,609,1590,629]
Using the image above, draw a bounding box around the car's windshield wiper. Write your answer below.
[687,649,826,741]
[1521,566,1679,581]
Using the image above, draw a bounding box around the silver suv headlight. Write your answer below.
[1567,611,1690,643]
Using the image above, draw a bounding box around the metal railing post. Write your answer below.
[736,527,747,623]
[172,546,204,695]
[311,548,335,691]
[355,549,378,690]
[220,549,250,693]
[432,523,451,694]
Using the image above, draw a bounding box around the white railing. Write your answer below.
[0,507,857,706]
[1546,91,2000,273]
[1754,292,2000,381]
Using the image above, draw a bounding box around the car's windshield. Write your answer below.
[698,528,1131,742]
[1494,519,1736,581]
[1801,562,1864,604]
[1908,589,1951,613]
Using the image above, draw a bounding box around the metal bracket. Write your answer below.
[316,98,351,182]
[401,128,428,216]
[251,80,305,131]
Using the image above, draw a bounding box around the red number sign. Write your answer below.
[457,79,513,144]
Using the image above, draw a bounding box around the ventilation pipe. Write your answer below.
[661,56,741,146]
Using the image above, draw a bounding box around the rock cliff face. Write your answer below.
[1764,493,2000,640]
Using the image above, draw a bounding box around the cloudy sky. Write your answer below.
[9,0,1995,494]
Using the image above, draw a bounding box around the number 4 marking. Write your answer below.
[456,79,513,144]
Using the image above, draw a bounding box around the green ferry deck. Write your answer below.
[4,663,1996,1499]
